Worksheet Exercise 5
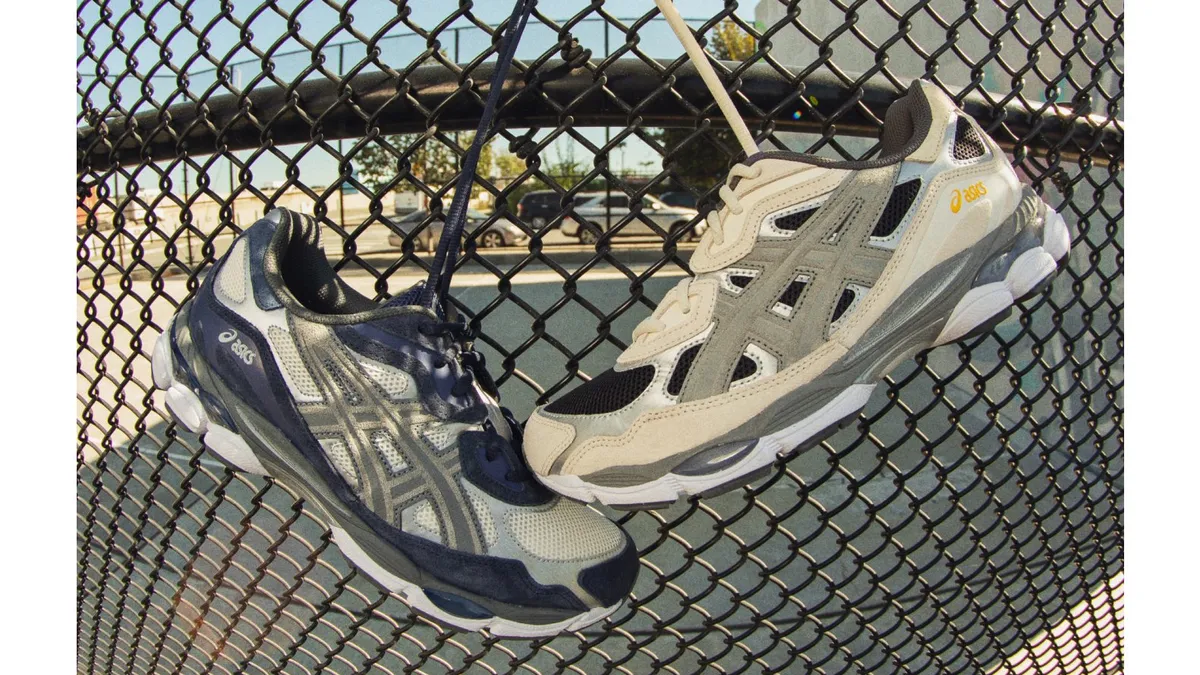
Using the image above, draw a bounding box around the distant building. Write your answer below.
[753,0,1122,113]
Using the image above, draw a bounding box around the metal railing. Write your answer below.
[77,1,1123,673]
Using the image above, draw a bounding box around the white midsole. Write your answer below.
[935,208,1069,344]
[151,329,620,638]
[539,207,1070,508]
[537,383,877,506]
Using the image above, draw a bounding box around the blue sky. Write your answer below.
[79,0,760,193]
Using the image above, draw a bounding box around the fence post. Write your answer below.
[338,43,346,228]
[183,163,193,266]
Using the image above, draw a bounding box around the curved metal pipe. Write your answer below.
[77,59,1122,172]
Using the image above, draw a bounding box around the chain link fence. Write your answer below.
[77,1,1123,673]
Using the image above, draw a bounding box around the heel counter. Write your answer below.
[907,81,961,164]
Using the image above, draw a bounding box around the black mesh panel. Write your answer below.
[545,365,655,415]
[731,354,758,384]
[831,288,857,324]
[666,344,701,396]
[871,179,922,238]
[775,207,819,232]
[729,274,754,289]
[778,279,808,309]
[952,116,987,161]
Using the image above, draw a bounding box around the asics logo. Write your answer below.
[950,181,988,213]
[218,329,257,365]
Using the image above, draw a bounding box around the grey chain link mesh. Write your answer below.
[78,1,1123,673]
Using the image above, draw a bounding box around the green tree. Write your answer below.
[355,132,495,205]
[494,151,525,181]
[546,142,586,185]
[710,18,757,60]
[493,151,542,212]
[653,19,756,194]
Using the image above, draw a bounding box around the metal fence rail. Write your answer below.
[77,1,1123,673]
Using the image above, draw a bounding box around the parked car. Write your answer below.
[392,191,423,216]
[560,192,702,244]
[658,191,699,209]
[387,209,528,251]
[516,190,576,228]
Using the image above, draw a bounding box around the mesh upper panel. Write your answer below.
[422,422,466,453]
[371,430,409,474]
[729,274,754,289]
[318,437,359,491]
[356,359,412,399]
[871,179,922,238]
[505,499,623,562]
[778,279,808,309]
[667,344,702,397]
[545,365,655,415]
[268,326,322,398]
[731,355,757,383]
[216,239,247,304]
[831,288,857,324]
[774,207,818,232]
[952,116,987,161]
[402,500,442,544]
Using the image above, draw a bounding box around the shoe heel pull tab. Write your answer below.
[898,80,963,164]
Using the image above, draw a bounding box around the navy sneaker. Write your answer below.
[152,210,638,636]
[151,0,637,636]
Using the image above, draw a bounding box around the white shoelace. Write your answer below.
[633,1,765,344]
[632,162,762,342]
[654,0,759,158]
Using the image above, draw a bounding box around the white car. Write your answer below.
[560,192,702,244]
[387,209,528,252]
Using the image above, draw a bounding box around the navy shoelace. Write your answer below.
[413,0,539,490]
[422,0,536,309]
[417,318,499,399]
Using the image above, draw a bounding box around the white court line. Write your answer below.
[342,267,691,290]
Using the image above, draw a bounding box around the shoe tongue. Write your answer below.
[629,276,694,347]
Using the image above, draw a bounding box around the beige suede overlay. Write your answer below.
[615,165,848,368]
[523,411,577,476]
[691,164,849,273]
[557,339,848,475]
[618,278,720,366]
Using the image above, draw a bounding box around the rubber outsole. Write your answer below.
[537,207,1072,509]
[151,331,621,638]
